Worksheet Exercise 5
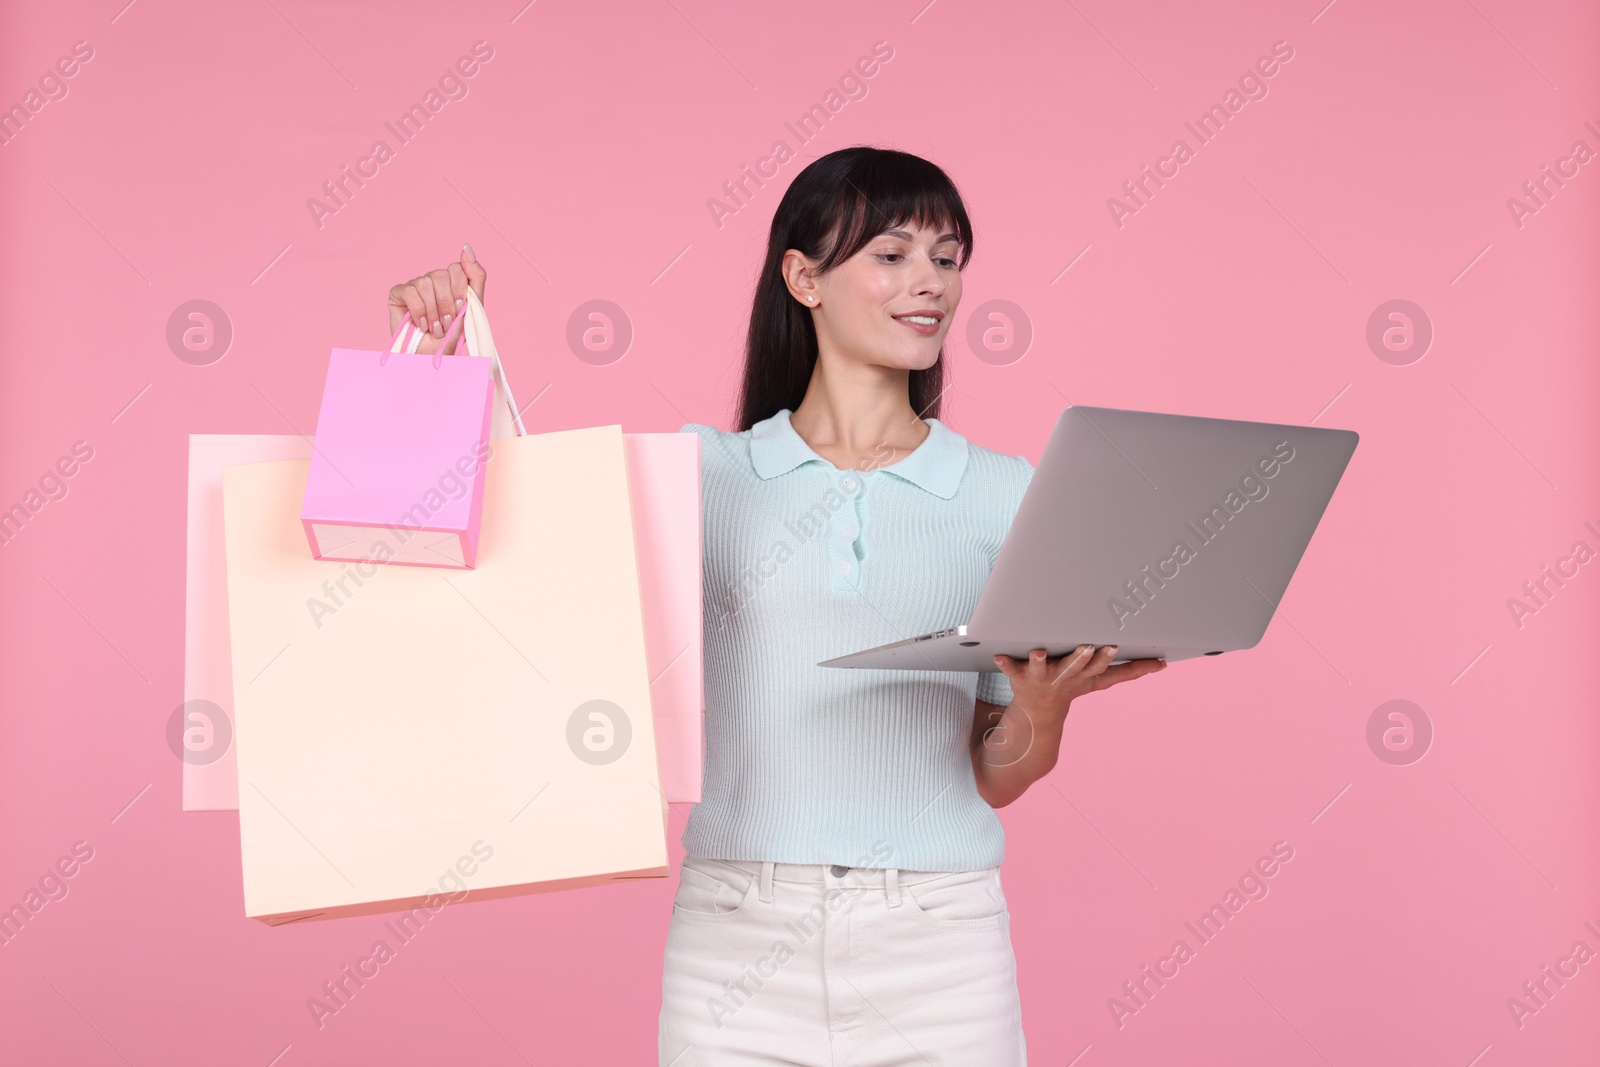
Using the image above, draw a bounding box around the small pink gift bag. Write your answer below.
[301,313,494,568]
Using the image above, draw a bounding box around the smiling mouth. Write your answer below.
[893,313,943,336]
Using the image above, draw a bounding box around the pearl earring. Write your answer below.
[806,296,815,303]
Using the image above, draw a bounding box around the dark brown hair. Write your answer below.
[735,146,974,431]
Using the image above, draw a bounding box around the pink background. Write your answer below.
[3,0,1597,1063]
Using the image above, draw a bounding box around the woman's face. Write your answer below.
[792,219,964,375]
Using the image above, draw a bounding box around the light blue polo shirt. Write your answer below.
[680,409,1034,872]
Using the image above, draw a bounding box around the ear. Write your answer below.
[780,248,820,305]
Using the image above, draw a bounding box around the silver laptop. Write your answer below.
[820,405,1358,672]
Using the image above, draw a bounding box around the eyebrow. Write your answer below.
[881,227,960,245]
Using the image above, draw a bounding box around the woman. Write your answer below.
[389,146,1165,1066]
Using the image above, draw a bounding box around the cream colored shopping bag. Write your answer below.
[223,426,667,924]
[186,432,703,810]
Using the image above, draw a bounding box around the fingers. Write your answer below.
[997,645,1090,684]
[1090,658,1168,691]
[447,262,470,309]
[461,243,486,301]
[1047,644,1100,687]
[388,247,484,349]
[387,282,425,338]
[438,263,471,354]
[428,268,456,336]
[993,649,1054,682]
[411,273,443,340]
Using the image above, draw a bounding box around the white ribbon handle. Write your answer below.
[461,287,527,438]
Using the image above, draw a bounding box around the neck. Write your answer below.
[789,356,930,459]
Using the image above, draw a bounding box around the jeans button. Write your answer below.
[829,864,849,877]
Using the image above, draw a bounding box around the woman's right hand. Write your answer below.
[386,243,486,354]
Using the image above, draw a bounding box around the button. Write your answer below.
[842,526,855,538]
[838,561,852,574]
[829,864,849,877]
[842,478,856,491]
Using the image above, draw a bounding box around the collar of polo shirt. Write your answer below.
[748,408,969,500]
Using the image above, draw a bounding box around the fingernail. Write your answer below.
[456,297,464,308]
[463,243,477,262]
[442,313,452,328]
[1106,646,1118,656]
[432,320,442,335]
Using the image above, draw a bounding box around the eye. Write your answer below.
[875,252,902,263]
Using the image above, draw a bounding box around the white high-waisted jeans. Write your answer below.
[658,854,1027,1066]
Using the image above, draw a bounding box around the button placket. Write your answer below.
[829,474,865,591]
[819,470,857,591]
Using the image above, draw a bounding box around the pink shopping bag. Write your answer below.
[301,314,494,568]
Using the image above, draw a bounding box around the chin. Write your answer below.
[906,343,945,372]
[873,353,940,374]
[853,332,945,373]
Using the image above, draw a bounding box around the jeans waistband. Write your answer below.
[686,855,992,887]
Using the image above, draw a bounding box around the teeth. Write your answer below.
[897,315,938,325]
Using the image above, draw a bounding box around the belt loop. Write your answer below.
[759,861,775,903]
[885,867,901,907]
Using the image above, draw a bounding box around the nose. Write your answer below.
[910,253,946,298]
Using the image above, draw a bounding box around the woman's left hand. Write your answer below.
[993,644,1166,729]
[972,645,1167,806]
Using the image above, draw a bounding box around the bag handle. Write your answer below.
[461,287,528,437]
[377,292,526,439]
[380,307,470,367]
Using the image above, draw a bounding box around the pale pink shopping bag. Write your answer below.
[301,313,494,568]
[183,431,704,811]
[182,435,322,810]
[224,428,668,924]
